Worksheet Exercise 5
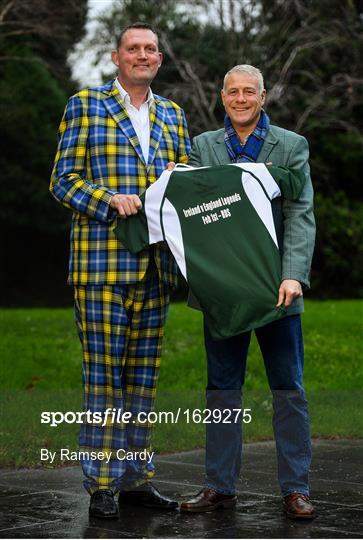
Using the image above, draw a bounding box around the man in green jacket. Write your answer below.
[180,65,316,519]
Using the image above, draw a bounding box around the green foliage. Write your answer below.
[0,44,68,231]
[0,0,88,87]
[314,132,363,199]
[0,0,88,305]
[313,193,363,297]
[0,0,88,233]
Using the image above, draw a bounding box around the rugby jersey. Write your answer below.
[114,163,306,339]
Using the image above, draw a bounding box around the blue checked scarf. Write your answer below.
[224,110,270,163]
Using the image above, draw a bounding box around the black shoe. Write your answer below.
[89,489,119,519]
[118,482,178,510]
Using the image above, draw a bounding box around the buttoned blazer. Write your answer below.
[187,125,316,315]
[50,79,190,286]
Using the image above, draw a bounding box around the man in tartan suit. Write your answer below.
[50,23,190,519]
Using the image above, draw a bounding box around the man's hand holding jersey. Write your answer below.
[111,163,176,219]
[276,279,303,308]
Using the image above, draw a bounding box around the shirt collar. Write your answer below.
[115,78,153,106]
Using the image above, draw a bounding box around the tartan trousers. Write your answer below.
[73,265,170,494]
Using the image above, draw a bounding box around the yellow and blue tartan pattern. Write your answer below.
[50,79,190,286]
[74,271,169,494]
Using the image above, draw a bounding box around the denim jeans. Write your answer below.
[204,314,311,496]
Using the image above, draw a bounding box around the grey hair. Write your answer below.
[223,65,264,93]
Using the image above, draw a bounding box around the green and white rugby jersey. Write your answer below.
[114,163,306,340]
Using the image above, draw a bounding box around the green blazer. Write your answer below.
[187,124,316,316]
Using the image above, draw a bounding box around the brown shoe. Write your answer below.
[283,493,315,519]
[180,488,237,513]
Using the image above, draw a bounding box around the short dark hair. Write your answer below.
[116,22,159,49]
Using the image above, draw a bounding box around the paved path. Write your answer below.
[0,439,362,538]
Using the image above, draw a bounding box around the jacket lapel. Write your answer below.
[147,98,166,169]
[257,129,279,163]
[212,130,230,164]
[102,82,146,165]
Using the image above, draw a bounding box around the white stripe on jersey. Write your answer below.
[241,171,279,248]
[144,169,171,244]
[233,163,281,199]
[162,198,187,280]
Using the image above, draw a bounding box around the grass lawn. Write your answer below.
[0,300,362,467]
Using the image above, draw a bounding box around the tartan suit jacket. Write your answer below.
[50,80,191,287]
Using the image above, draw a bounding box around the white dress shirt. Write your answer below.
[115,78,153,163]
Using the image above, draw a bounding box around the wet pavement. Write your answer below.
[0,439,362,538]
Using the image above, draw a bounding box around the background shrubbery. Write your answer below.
[1,0,362,305]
